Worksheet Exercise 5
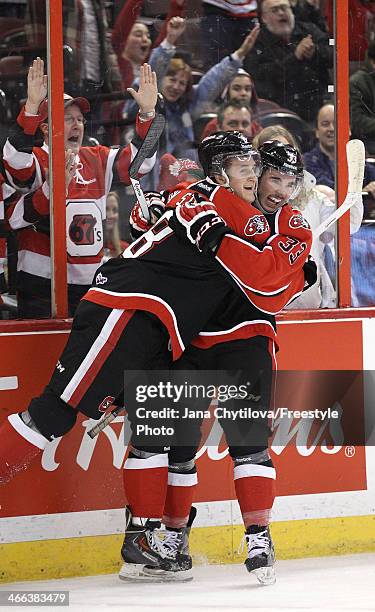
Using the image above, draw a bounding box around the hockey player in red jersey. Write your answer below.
[2,58,159,317]
[119,137,315,585]
[0,134,314,584]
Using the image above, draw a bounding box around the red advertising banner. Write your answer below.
[0,320,367,519]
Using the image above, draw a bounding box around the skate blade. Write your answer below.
[143,566,193,582]
[253,566,276,586]
[119,563,149,581]
[118,563,193,583]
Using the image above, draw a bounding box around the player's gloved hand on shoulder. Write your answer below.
[130,191,166,238]
[278,205,312,241]
[169,200,229,254]
[302,255,318,290]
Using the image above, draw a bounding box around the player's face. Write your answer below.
[106,195,119,231]
[124,23,151,64]
[262,0,294,38]
[162,70,190,102]
[64,105,85,153]
[316,104,335,154]
[228,75,253,106]
[220,107,253,138]
[225,157,259,203]
[258,168,299,212]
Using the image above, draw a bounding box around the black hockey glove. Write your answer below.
[302,255,318,291]
[130,191,166,239]
[169,201,229,254]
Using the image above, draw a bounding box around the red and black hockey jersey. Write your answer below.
[84,180,311,359]
[166,181,311,351]
[3,108,156,300]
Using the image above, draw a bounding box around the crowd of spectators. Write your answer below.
[0,0,374,318]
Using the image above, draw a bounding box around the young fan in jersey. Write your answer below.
[120,136,315,585]
[2,58,158,318]
[0,135,313,585]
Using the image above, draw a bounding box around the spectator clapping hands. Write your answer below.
[295,34,316,61]
[65,149,77,192]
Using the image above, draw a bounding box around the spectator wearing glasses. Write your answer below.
[244,0,332,122]
[3,59,159,319]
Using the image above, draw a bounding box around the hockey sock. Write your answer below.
[0,414,48,484]
[123,450,168,518]
[163,460,197,528]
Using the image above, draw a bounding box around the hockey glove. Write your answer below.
[278,205,312,242]
[302,255,318,291]
[170,201,229,254]
[130,191,166,238]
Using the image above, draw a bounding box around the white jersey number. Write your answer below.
[122,211,173,260]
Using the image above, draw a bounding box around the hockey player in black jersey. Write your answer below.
[119,137,316,585]
[0,133,315,585]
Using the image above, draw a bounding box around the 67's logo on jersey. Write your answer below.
[244,215,270,238]
[66,200,103,257]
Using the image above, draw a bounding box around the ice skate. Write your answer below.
[142,527,193,581]
[119,507,192,582]
[243,525,276,586]
[141,504,197,581]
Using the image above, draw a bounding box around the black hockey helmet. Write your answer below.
[198,131,261,178]
[258,140,304,200]
[259,140,304,177]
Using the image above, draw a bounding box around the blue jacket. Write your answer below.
[304,143,375,189]
[125,46,243,188]
[124,45,243,158]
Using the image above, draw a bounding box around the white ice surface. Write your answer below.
[1,554,375,612]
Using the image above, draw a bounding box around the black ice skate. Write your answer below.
[143,506,197,581]
[119,507,193,582]
[243,525,276,586]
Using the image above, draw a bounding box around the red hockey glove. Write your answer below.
[277,205,312,242]
[130,191,166,238]
[170,200,230,254]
